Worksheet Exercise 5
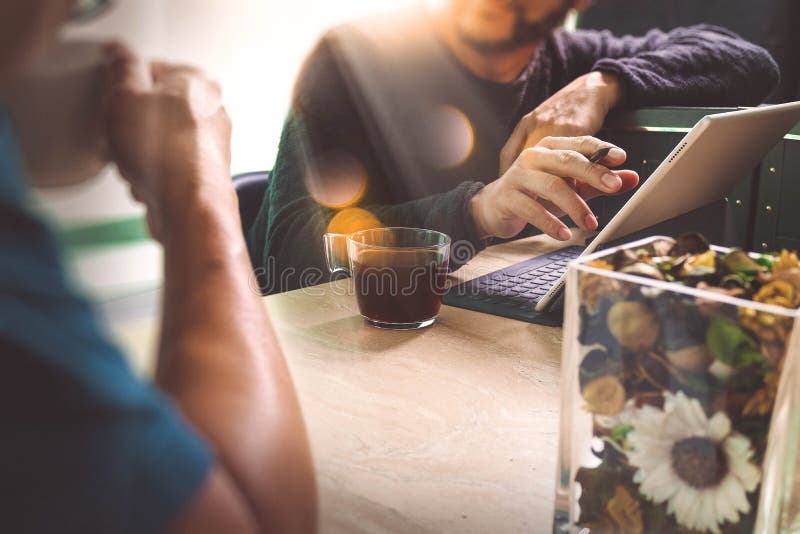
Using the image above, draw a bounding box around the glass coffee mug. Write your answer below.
[324,227,451,330]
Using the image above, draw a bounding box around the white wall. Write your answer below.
[39,0,419,223]
[29,0,419,300]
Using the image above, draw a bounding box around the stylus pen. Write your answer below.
[588,147,612,164]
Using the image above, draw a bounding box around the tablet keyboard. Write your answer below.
[443,246,584,324]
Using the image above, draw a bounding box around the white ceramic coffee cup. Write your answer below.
[4,39,109,188]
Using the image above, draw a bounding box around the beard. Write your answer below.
[459,1,577,53]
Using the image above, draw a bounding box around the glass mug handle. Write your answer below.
[323,233,350,275]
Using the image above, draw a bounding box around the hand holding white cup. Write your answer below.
[4,39,109,188]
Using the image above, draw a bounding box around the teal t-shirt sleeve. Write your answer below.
[0,336,214,534]
[0,110,214,533]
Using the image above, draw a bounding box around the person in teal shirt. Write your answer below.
[0,2,316,532]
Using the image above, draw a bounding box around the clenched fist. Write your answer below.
[103,43,234,242]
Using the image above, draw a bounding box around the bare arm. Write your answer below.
[104,45,317,533]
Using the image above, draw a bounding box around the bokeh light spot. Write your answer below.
[418,105,475,170]
[326,207,383,236]
[305,151,368,208]
[326,208,384,266]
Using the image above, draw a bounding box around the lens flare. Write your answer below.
[418,105,475,170]
[326,207,383,236]
[305,151,368,208]
[326,208,384,266]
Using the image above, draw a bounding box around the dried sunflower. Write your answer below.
[770,250,800,296]
[739,280,798,343]
[755,279,799,308]
[770,249,800,300]
[773,249,800,272]
[743,371,780,417]
[739,307,793,344]
[772,268,800,297]
[606,485,643,534]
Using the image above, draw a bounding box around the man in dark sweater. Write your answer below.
[247,0,779,294]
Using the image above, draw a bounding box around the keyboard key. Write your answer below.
[441,247,585,323]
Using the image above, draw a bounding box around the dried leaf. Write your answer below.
[706,316,764,367]
[723,249,764,275]
[576,465,620,525]
[669,232,710,256]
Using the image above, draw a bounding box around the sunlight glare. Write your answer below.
[419,105,475,170]
[305,152,368,209]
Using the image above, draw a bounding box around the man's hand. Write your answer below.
[471,136,639,241]
[103,43,235,242]
[499,71,622,175]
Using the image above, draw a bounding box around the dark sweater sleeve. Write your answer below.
[555,25,780,107]
[246,34,485,294]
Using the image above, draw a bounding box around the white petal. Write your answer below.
[631,408,669,438]
[665,393,708,437]
[670,486,698,528]
[628,437,671,466]
[663,391,678,410]
[725,437,761,491]
[617,400,637,424]
[732,460,761,492]
[686,395,712,435]
[594,415,617,428]
[641,462,681,503]
[715,482,740,524]
[686,492,705,531]
[698,490,721,534]
[708,412,731,442]
[723,474,751,515]
[725,433,753,457]
[663,414,695,440]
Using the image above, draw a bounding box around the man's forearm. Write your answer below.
[261,176,487,294]
[587,26,779,107]
[155,183,316,533]
[590,70,622,113]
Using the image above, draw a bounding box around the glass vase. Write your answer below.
[554,236,800,534]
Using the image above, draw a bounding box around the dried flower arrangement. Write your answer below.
[571,234,800,533]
